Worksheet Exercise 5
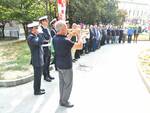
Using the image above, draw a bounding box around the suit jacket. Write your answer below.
[89,28,94,40]
[27,33,44,67]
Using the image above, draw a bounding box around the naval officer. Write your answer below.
[27,21,47,95]
[39,16,55,82]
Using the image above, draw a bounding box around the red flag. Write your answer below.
[58,0,62,4]
[57,0,66,20]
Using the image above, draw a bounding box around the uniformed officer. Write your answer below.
[39,16,55,82]
[27,21,47,95]
[50,18,57,38]
[50,18,58,71]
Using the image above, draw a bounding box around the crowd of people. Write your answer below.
[65,24,141,62]
[26,15,141,108]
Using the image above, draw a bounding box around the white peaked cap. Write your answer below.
[27,21,39,28]
[39,15,48,21]
[50,18,57,25]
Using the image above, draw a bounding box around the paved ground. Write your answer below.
[0,41,150,113]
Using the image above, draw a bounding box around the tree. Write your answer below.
[115,9,127,26]
[68,0,125,25]
[11,0,46,38]
[0,1,14,38]
[0,0,46,38]
[68,0,103,24]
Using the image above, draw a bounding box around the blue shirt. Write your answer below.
[128,28,134,35]
[52,35,74,69]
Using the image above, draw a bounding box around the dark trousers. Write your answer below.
[88,38,93,52]
[43,54,51,78]
[119,36,123,43]
[96,39,101,49]
[92,38,97,51]
[53,55,57,71]
[101,36,106,46]
[128,35,132,43]
[84,42,89,53]
[33,66,43,93]
[75,50,80,59]
[106,36,110,44]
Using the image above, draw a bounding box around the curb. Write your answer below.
[0,39,26,46]
[0,66,53,87]
[137,62,150,93]
[0,75,33,87]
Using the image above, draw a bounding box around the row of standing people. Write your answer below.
[89,25,140,46]
[70,25,141,61]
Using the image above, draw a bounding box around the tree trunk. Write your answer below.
[0,22,6,39]
[22,23,28,39]
[1,25,5,38]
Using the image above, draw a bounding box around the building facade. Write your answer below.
[118,0,150,25]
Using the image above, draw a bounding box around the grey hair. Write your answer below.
[55,20,66,32]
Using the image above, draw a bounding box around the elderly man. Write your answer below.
[27,22,47,95]
[53,20,83,108]
[39,16,54,82]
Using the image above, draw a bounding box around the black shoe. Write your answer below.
[72,59,77,62]
[40,89,45,92]
[48,76,55,80]
[34,91,45,95]
[60,102,74,108]
[44,77,52,82]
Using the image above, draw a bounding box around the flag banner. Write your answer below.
[57,0,66,20]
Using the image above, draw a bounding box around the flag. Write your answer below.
[57,0,66,20]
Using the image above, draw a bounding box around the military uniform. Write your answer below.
[27,32,45,95]
[50,18,57,70]
[39,16,54,81]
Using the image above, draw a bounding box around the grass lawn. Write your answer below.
[0,40,32,80]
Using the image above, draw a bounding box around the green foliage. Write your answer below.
[6,0,46,22]
[0,0,47,38]
[0,6,12,21]
[68,0,127,25]
[0,0,127,35]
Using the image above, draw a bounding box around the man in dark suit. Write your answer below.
[39,16,54,82]
[27,22,46,95]
[89,25,94,52]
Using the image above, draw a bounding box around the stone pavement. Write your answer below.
[0,41,150,113]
